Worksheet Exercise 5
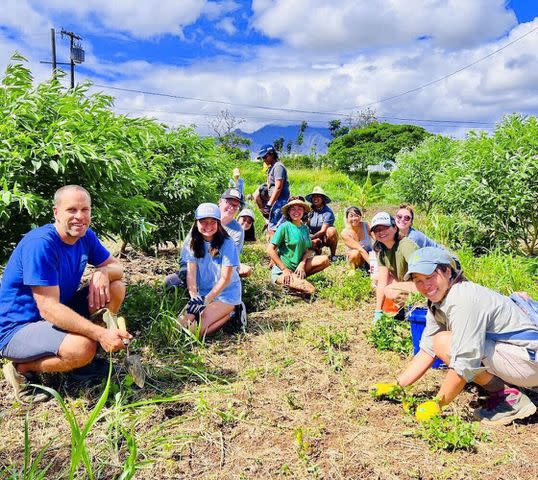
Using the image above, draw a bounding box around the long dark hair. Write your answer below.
[373,216,399,253]
[244,224,256,242]
[190,220,229,258]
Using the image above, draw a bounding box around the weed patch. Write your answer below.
[366,313,413,356]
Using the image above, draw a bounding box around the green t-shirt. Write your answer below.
[271,221,312,271]
[378,237,419,281]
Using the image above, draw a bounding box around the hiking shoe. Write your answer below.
[69,357,111,382]
[2,362,50,403]
[223,302,247,334]
[473,388,537,425]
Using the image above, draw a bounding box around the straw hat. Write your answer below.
[281,196,311,216]
[305,186,331,204]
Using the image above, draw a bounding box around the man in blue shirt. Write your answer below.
[306,186,339,261]
[258,144,290,239]
[0,185,130,402]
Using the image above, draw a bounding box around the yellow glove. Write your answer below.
[415,400,441,422]
[371,382,399,397]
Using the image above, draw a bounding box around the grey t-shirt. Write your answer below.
[267,161,290,201]
[420,281,538,382]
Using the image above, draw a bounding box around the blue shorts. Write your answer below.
[268,198,287,232]
[0,285,90,362]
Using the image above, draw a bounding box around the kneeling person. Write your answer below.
[0,185,130,402]
[306,186,338,260]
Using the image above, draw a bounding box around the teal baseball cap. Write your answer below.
[404,247,455,281]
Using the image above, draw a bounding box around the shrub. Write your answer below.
[366,313,413,356]
[416,415,488,452]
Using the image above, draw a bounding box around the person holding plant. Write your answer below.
[0,185,130,403]
[177,203,244,336]
[393,247,538,425]
[268,196,329,296]
[305,186,339,261]
[341,206,373,269]
[371,212,419,321]
[238,208,256,242]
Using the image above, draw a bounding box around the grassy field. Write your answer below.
[1,164,537,479]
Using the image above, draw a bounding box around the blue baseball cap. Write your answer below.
[404,247,456,281]
[257,144,275,159]
[195,203,221,221]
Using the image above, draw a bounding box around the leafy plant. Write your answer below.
[311,267,372,309]
[416,415,488,452]
[366,313,413,356]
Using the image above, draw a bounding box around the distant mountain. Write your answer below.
[237,124,332,156]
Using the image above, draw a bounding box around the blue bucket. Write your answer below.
[407,306,446,369]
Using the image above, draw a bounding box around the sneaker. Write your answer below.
[473,388,537,425]
[223,302,247,334]
[2,362,49,403]
[330,255,339,263]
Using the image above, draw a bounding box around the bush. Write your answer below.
[0,56,228,260]
[366,313,413,356]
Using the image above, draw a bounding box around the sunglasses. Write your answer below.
[396,214,412,222]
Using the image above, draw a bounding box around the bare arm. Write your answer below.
[435,369,467,406]
[397,349,435,387]
[205,266,234,304]
[341,229,367,251]
[186,262,198,298]
[88,256,124,310]
[376,265,389,310]
[311,223,329,240]
[32,285,130,352]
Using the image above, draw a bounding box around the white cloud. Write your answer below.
[251,0,517,51]
[216,17,237,36]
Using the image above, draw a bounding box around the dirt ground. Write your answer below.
[1,246,537,479]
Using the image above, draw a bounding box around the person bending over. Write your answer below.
[305,186,338,261]
[0,185,130,402]
[394,247,538,425]
[371,211,418,322]
[177,203,244,336]
[267,196,329,296]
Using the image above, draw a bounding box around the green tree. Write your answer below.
[389,135,457,212]
[326,122,430,174]
[273,136,284,152]
[296,121,308,146]
[328,119,349,139]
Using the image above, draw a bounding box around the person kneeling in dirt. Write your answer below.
[267,196,329,296]
[177,203,245,336]
[0,185,130,403]
[305,186,339,262]
[393,247,538,425]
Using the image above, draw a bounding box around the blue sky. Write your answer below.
[1,1,537,137]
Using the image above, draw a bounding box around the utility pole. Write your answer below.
[50,28,57,76]
[61,29,83,88]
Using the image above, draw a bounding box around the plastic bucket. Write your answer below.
[407,306,446,369]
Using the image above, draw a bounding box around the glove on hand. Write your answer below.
[415,400,441,422]
[186,295,206,316]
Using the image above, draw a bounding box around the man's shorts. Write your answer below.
[482,340,538,388]
[268,198,287,232]
[0,285,90,362]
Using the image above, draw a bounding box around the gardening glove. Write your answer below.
[415,399,441,422]
[373,310,383,323]
[186,296,206,316]
[371,382,399,397]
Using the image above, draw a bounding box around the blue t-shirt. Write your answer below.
[224,220,245,254]
[308,205,335,234]
[184,238,241,305]
[228,178,245,197]
[267,161,290,201]
[407,228,444,249]
[0,224,110,349]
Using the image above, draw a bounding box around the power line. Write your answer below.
[351,23,538,110]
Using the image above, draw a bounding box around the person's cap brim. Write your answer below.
[404,262,438,281]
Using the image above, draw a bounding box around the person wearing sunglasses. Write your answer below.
[371,211,419,322]
[267,196,329,296]
[395,204,445,249]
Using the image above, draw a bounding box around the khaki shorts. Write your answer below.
[483,340,538,388]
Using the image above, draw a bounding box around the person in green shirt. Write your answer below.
[268,196,329,295]
[370,211,419,322]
